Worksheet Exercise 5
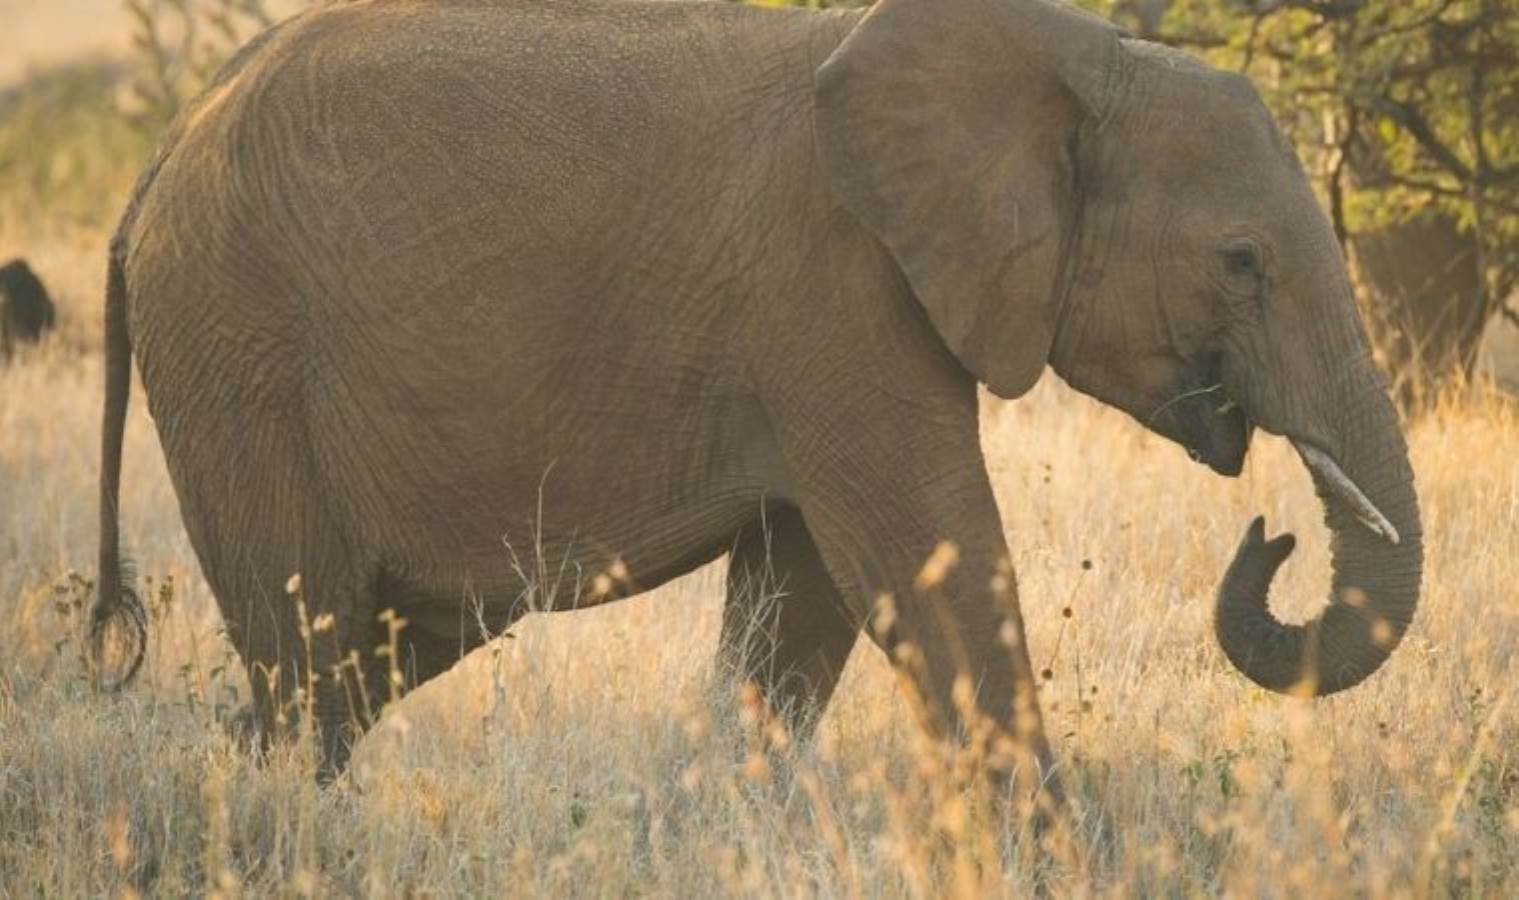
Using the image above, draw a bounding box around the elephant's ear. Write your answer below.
[815,0,1122,398]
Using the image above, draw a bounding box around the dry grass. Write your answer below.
[2,7,1517,891]
[1,238,1515,895]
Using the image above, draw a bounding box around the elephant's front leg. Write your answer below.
[719,504,861,743]
[870,529,1057,806]
[782,403,1059,807]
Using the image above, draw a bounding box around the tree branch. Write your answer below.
[1377,174,1519,217]
[1252,0,1364,19]
[1358,0,1459,44]
[1369,98,1474,182]
[1145,30,1230,49]
[1328,109,1357,250]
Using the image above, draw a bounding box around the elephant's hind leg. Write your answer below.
[718,506,860,743]
[201,520,381,781]
[352,574,497,723]
[162,425,385,780]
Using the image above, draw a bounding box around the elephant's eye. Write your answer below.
[1221,244,1264,282]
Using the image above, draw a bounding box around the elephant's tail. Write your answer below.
[91,247,146,690]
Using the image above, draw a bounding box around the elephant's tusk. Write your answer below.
[1292,440,1400,545]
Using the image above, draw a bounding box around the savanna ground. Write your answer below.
[2,3,1518,897]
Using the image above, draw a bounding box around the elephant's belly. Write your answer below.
[316,378,785,625]
[379,483,768,637]
[555,490,769,607]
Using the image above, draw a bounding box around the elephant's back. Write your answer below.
[136,0,842,202]
[119,0,855,461]
[121,0,847,330]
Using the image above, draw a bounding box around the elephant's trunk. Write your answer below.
[1215,375,1422,695]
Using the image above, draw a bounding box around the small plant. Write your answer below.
[51,570,94,665]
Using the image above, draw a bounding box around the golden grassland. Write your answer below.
[1,20,1517,893]
[1,225,1516,895]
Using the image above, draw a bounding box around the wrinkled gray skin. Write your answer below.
[95,0,1422,788]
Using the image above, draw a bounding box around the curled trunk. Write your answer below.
[1215,382,1422,695]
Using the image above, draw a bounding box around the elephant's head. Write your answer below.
[815,0,1422,696]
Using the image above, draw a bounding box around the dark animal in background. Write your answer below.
[0,258,56,358]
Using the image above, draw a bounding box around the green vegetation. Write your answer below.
[0,61,153,232]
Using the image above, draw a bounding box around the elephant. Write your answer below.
[0,258,55,359]
[92,0,1422,792]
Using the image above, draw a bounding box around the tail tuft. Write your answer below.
[89,557,146,691]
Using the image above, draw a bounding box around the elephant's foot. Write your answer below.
[215,698,361,784]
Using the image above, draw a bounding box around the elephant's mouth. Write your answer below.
[1149,354,1252,477]
[1189,398,1251,476]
